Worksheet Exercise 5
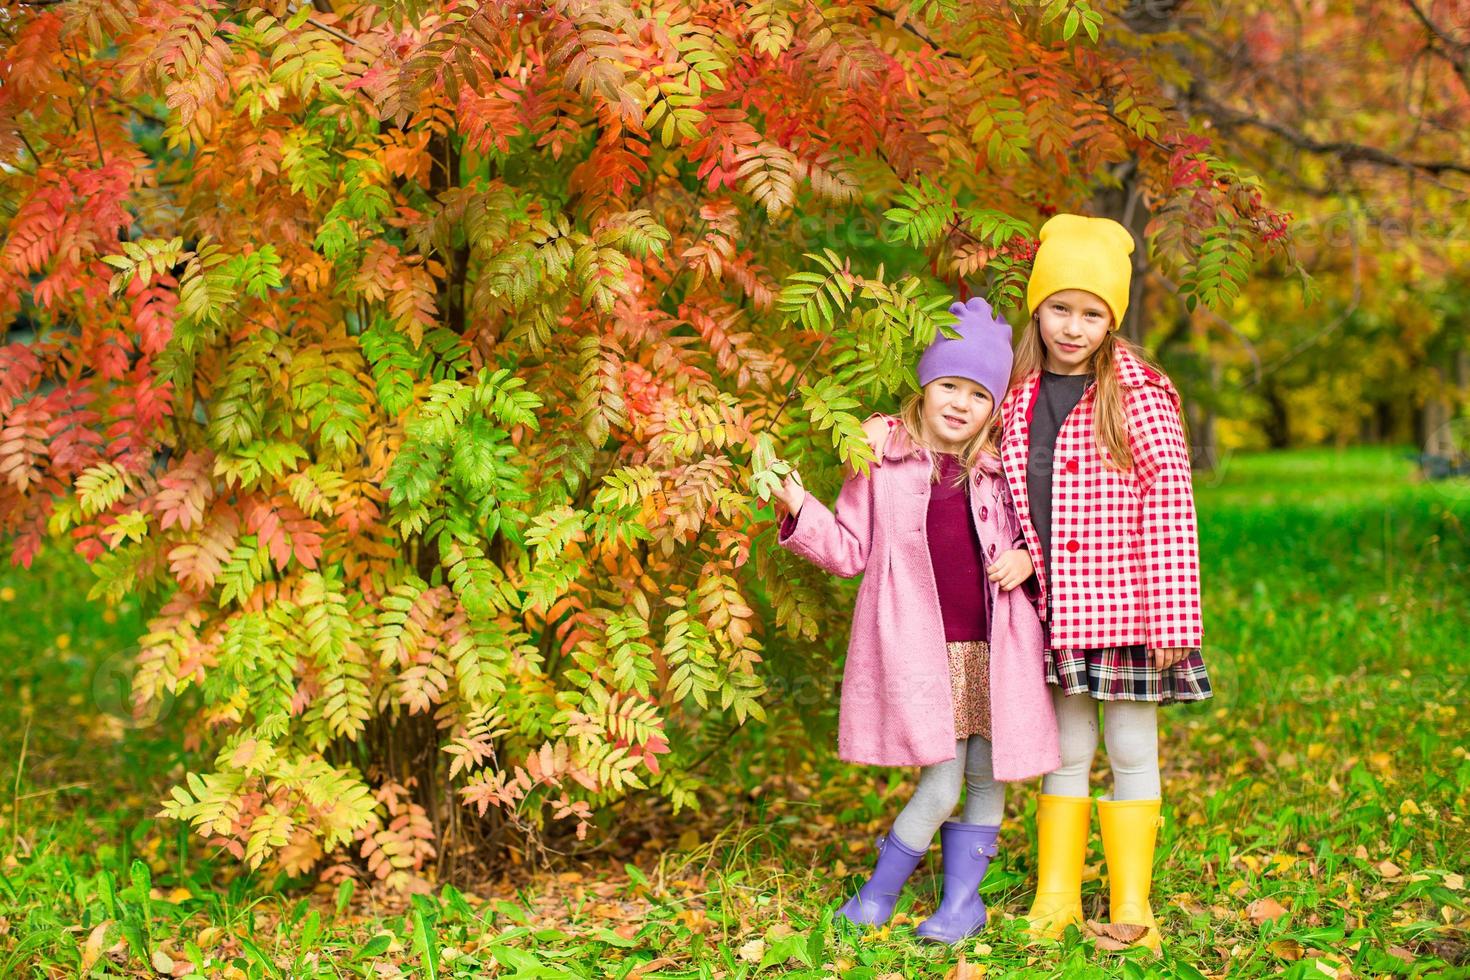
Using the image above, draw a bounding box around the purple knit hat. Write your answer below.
[916,296,1014,402]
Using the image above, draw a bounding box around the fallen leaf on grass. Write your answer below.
[150,949,175,975]
[1267,939,1303,960]
[627,956,680,979]
[1377,859,1403,878]
[81,921,114,972]
[737,938,765,963]
[1385,945,1415,964]
[1084,919,1149,951]
[1445,873,1464,890]
[943,953,986,979]
[1248,897,1289,926]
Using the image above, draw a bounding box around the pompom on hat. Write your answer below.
[916,295,1014,403]
[1025,213,1136,330]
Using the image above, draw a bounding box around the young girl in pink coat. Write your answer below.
[770,297,1059,944]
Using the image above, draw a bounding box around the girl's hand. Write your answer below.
[986,548,1033,591]
[1151,647,1189,670]
[861,415,893,467]
[772,469,806,518]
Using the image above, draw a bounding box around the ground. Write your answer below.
[1,446,1465,978]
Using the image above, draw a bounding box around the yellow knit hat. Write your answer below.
[1025,213,1136,330]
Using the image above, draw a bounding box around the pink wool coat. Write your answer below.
[778,425,1061,778]
[999,345,1204,651]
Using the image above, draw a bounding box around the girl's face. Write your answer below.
[920,376,994,452]
[1037,289,1113,375]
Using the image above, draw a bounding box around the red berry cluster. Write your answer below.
[1259,209,1292,243]
[1006,234,1040,263]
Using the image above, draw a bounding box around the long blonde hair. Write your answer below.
[897,385,1001,486]
[1009,313,1186,471]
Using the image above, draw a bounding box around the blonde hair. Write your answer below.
[897,384,1001,486]
[1009,312,1187,471]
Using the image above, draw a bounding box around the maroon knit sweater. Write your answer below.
[780,452,990,643]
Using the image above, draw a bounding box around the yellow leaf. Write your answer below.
[1267,939,1303,960]
[1377,859,1403,878]
[166,887,192,903]
[1444,872,1464,890]
[1399,799,1421,816]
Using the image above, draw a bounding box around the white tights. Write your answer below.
[1041,688,1161,800]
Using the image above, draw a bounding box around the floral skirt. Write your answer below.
[1044,644,1213,704]
[945,640,992,740]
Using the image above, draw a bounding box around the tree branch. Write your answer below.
[1400,0,1470,94]
[1191,89,1470,178]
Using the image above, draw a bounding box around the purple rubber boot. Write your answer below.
[837,826,928,927]
[915,820,1000,944]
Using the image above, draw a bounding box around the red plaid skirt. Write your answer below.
[1044,644,1213,704]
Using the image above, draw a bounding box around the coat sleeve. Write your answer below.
[1126,383,1204,649]
[777,466,876,579]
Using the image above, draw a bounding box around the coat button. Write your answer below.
[1065,539,1080,553]
[1065,458,1079,475]
[987,543,997,558]
[979,505,989,521]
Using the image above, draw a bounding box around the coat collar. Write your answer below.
[1112,343,1169,392]
[883,423,1003,475]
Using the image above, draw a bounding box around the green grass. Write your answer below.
[1,446,1466,978]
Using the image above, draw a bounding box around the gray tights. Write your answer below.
[890,735,1006,851]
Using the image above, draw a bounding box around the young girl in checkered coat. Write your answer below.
[864,213,1213,952]
[1000,213,1212,952]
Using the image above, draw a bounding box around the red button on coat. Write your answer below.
[1065,458,1079,475]
[1065,539,1080,553]
[979,505,989,521]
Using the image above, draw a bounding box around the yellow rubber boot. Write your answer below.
[1097,797,1163,951]
[1024,794,1093,940]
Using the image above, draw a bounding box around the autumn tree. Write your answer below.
[0,0,1294,888]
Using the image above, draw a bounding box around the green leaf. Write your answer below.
[411,898,440,980]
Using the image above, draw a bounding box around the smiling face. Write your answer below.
[919,376,995,452]
[1037,288,1113,375]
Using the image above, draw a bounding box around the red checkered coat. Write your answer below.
[999,346,1203,651]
